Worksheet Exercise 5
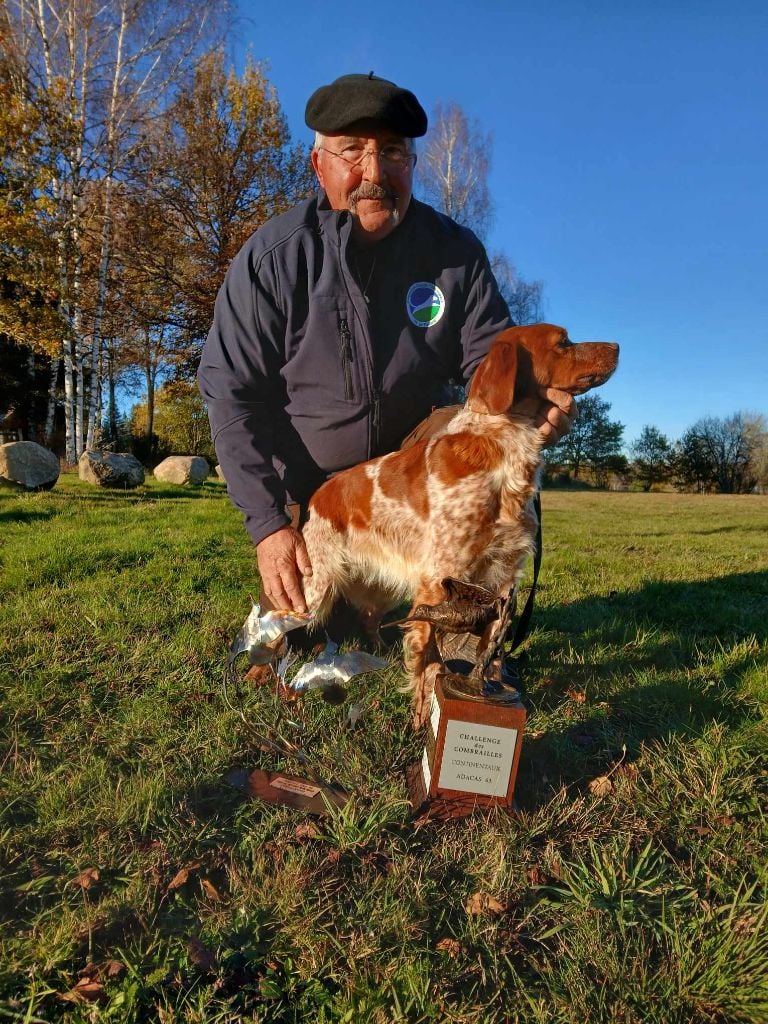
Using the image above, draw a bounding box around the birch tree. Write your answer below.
[417,101,493,241]
[417,101,543,325]
[1,0,225,462]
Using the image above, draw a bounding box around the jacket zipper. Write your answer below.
[338,316,353,400]
[372,388,381,453]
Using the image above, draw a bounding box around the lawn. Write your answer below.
[1,477,766,1023]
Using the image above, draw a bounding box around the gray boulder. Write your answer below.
[154,455,209,485]
[79,450,145,488]
[0,440,60,491]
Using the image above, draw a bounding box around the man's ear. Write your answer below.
[311,147,324,187]
[467,341,519,415]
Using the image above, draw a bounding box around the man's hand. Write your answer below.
[534,387,576,447]
[509,387,577,447]
[256,526,313,613]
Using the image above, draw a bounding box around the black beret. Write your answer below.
[305,72,428,138]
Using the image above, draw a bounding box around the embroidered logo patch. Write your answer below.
[406,282,445,328]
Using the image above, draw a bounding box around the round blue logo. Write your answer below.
[406,282,445,328]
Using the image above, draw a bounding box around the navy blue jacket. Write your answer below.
[198,191,510,545]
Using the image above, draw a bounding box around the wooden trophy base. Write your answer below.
[406,675,526,820]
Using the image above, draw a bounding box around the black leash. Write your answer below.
[473,492,542,690]
[508,491,542,655]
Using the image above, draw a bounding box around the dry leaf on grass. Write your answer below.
[294,821,320,841]
[70,867,99,890]
[436,937,461,957]
[465,892,507,916]
[200,878,223,902]
[588,776,613,797]
[527,865,546,886]
[566,689,586,704]
[104,960,124,979]
[167,862,201,892]
[59,978,105,1004]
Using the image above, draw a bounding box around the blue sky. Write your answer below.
[230,0,767,448]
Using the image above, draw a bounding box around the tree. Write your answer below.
[416,101,493,241]
[743,414,768,493]
[490,253,544,326]
[674,414,756,493]
[416,101,544,327]
[130,380,215,462]
[546,395,625,482]
[631,425,673,491]
[2,0,225,461]
[140,51,314,359]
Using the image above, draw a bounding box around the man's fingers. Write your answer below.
[267,552,308,612]
[542,387,577,419]
[294,535,313,577]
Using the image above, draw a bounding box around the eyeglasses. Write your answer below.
[317,143,415,174]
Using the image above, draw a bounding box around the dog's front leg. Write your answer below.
[403,580,446,730]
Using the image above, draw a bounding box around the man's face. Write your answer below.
[311,122,415,243]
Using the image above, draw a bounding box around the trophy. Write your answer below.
[403,580,527,819]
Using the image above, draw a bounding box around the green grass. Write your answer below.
[1,477,766,1023]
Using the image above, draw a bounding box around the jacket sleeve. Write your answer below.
[197,240,290,546]
[458,247,511,384]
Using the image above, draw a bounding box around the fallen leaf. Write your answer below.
[527,865,545,886]
[465,892,506,916]
[691,825,711,836]
[588,776,613,797]
[70,867,100,890]
[186,936,217,972]
[167,862,201,892]
[59,978,105,1004]
[436,937,461,957]
[104,960,124,978]
[201,878,223,902]
[294,822,320,841]
[566,689,586,704]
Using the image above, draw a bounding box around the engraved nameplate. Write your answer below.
[437,721,517,797]
[270,776,321,798]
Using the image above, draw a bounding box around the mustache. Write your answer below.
[348,182,397,208]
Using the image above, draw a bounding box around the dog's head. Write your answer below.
[467,323,619,416]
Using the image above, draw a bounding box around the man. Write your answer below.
[198,73,574,616]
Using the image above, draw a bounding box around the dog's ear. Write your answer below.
[467,340,522,415]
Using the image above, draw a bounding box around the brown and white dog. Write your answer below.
[302,324,619,726]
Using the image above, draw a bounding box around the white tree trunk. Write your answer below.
[44,357,60,445]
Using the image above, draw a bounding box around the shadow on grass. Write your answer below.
[0,506,58,525]
[515,569,767,805]
[64,482,226,502]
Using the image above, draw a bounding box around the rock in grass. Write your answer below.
[78,450,145,488]
[154,455,209,485]
[0,440,60,491]
[215,464,226,481]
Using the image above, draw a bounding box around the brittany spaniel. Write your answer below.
[301,324,619,726]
